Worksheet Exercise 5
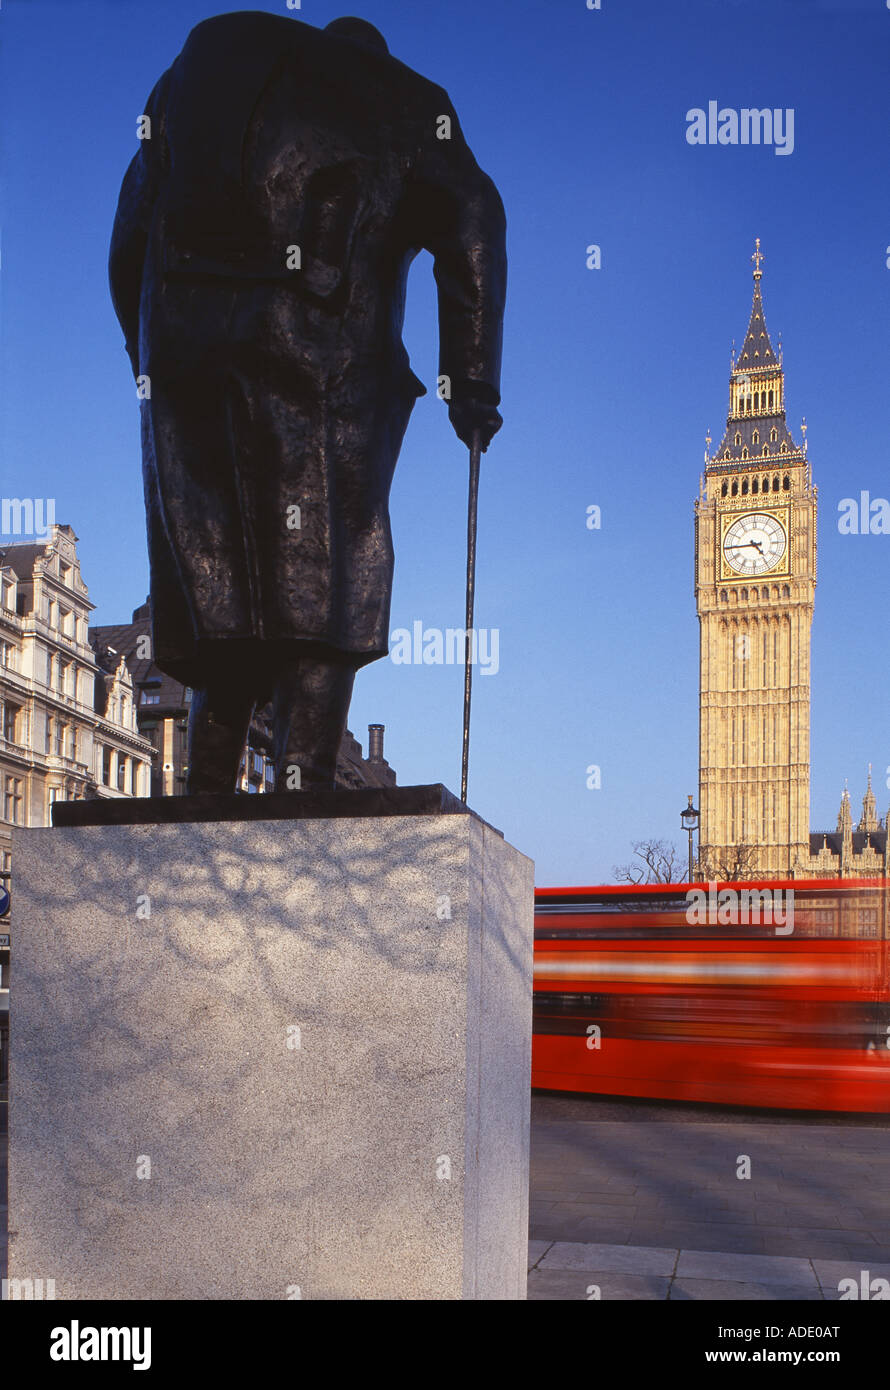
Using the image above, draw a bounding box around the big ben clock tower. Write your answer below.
[695,242,817,879]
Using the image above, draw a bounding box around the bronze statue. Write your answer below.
[109,12,506,794]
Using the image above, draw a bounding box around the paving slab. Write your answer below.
[528,1269,671,1301]
[675,1250,818,1287]
[539,1241,677,1276]
[812,1258,890,1291]
[670,1279,823,1301]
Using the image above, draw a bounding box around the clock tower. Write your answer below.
[695,242,817,879]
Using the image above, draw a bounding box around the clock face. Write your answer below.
[722,512,787,576]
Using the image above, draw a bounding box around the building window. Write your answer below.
[102,746,112,786]
[54,720,64,756]
[59,562,72,586]
[761,714,767,763]
[2,702,21,743]
[184,687,193,703]
[0,641,15,669]
[752,431,759,446]
[130,761,140,796]
[140,691,160,706]
[752,477,759,494]
[117,756,127,792]
[721,479,728,497]
[782,474,790,490]
[4,776,23,824]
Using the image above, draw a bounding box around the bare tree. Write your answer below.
[696,841,761,882]
[613,839,682,885]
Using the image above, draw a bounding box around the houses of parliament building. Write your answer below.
[695,241,887,880]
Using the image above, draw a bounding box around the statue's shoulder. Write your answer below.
[182,10,310,53]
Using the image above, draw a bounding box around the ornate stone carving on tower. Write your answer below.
[695,242,817,879]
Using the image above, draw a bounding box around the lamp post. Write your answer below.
[681,795,700,883]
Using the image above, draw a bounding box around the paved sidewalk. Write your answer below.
[527,1240,890,1301]
[530,1119,890,1262]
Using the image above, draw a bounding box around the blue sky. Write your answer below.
[2,0,889,883]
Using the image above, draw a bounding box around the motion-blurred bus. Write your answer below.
[532,879,890,1112]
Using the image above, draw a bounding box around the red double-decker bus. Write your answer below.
[532,879,890,1112]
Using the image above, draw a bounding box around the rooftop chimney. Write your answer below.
[367,724,385,763]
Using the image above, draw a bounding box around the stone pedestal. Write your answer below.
[9,794,533,1299]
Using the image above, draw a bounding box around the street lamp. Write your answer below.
[680,795,699,883]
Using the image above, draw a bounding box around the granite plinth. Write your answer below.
[10,811,533,1299]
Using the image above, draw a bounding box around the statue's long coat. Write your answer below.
[109,11,506,685]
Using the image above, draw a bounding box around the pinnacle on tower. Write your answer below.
[859,765,878,832]
[736,238,779,370]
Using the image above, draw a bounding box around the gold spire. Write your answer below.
[752,237,764,281]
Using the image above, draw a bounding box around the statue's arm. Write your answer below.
[109,70,170,378]
[412,99,507,422]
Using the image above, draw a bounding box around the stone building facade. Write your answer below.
[0,525,154,877]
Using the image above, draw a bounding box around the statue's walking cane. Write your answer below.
[461,429,482,804]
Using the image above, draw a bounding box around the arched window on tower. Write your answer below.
[721,479,728,497]
[752,477,759,493]
[742,477,749,493]
[782,474,790,490]
[769,390,774,409]
[772,476,780,492]
[731,479,738,496]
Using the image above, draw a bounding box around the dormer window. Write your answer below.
[741,447,749,460]
[752,431,759,446]
[762,445,770,457]
[735,432,741,446]
[780,441,788,453]
[770,427,778,442]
